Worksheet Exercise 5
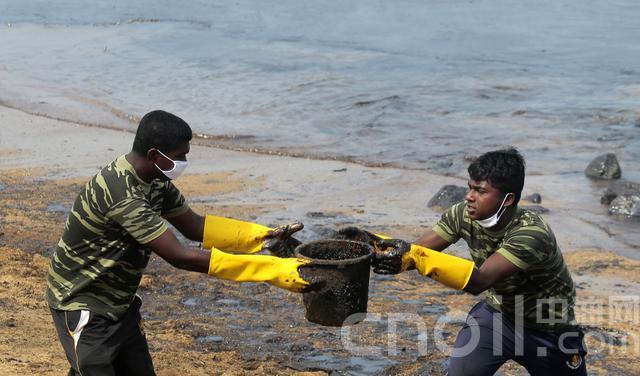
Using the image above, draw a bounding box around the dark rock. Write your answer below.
[602,191,618,206]
[635,117,640,127]
[428,185,467,210]
[584,153,621,180]
[521,205,550,214]
[608,194,640,221]
[524,193,542,204]
[601,180,640,205]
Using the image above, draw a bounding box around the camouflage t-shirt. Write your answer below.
[46,155,189,320]
[433,201,577,331]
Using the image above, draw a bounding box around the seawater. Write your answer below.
[2,3,639,372]
[1,0,638,178]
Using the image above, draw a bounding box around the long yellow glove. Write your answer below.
[401,244,474,290]
[207,247,311,292]
[375,234,475,290]
[202,215,273,254]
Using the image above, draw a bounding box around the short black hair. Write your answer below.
[132,110,192,155]
[468,148,525,204]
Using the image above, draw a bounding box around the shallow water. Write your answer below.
[1,0,639,179]
[1,2,639,255]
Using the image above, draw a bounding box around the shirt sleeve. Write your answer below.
[431,202,465,244]
[161,182,189,218]
[496,226,552,270]
[107,196,168,244]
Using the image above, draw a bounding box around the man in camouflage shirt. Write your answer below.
[47,110,313,375]
[363,148,587,375]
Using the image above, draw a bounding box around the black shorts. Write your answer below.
[50,296,155,376]
[448,301,587,376]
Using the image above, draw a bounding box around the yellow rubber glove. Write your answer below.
[402,244,474,290]
[374,235,475,290]
[207,247,311,292]
[336,227,475,289]
[202,215,292,254]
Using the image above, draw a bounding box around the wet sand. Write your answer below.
[1,105,639,375]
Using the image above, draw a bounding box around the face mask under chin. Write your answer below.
[475,194,512,228]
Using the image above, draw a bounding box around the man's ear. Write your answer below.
[147,148,159,162]
[505,193,516,207]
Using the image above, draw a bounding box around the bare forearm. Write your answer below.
[147,229,210,273]
[167,209,206,242]
[463,268,491,295]
[463,252,521,295]
[167,247,210,273]
[182,213,205,242]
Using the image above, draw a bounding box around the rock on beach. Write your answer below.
[584,153,621,180]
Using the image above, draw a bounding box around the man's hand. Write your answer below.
[372,238,412,274]
[261,222,304,257]
[336,227,412,274]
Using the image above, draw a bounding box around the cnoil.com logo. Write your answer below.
[339,295,639,359]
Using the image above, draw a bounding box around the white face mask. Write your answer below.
[475,193,512,228]
[154,149,188,180]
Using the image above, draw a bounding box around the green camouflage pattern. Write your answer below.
[433,201,577,331]
[46,155,188,320]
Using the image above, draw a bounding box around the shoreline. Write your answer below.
[1,105,639,375]
[0,101,425,171]
[1,102,638,259]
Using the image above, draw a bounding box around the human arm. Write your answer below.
[463,252,520,295]
[374,239,521,294]
[167,209,302,257]
[370,202,475,288]
[464,220,552,294]
[166,208,205,242]
[146,228,313,292]
[111,192,311,290]
[373,239,475,290]
[162,181,300,256]
[335,226,472,288]
[146,228,209,272]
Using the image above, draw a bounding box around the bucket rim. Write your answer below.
[294,239,373,266]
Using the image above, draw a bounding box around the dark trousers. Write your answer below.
[448,301,587,376]
[50,296,155,376]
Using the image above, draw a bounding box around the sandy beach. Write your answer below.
[1,105,639,375]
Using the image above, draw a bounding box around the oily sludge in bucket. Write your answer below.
[295,239,373,326]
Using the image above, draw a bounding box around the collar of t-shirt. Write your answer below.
[115,154,157,193]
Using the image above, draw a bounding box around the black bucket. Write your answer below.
[295,239,373,326]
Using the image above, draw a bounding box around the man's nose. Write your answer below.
[465,190,474,202]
